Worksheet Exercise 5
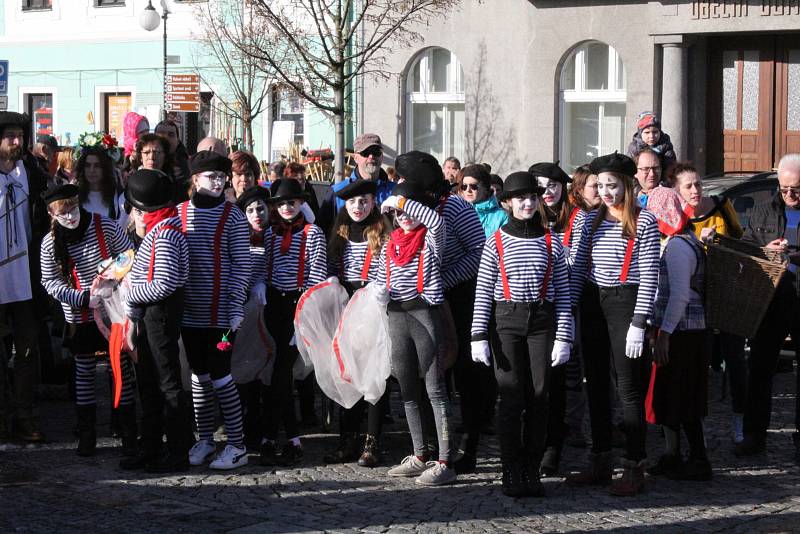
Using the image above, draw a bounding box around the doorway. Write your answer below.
[707,35,800,173]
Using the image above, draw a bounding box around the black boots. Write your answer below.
[539,446,561,477]
[76,405,97,457]
[566,451,614,486]
[358,434,381,468]
[323,432,361,464]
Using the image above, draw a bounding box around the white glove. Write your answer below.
[551,340,571,367]
[625,324,645,359]
[299,202,315,223]
[289,333,297,346]
[380,195,402,214]
[471,340,491,367]
[249,282,267,305]
[230,315,243,332]
[369,282,390,305]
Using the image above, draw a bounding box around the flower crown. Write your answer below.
[73,132,122,163]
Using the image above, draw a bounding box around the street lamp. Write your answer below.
[139,0,170,120]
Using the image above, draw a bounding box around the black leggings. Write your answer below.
[263,288,301,441]
[338,390,388,436]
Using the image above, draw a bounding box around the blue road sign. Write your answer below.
[0,61,8,94]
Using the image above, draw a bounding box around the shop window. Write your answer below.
[270,85,305,161]
[405,48,465,163]
[22,0,51,11]
[559,41,627,172]
[94,0,125,6]
[24,93,53,137]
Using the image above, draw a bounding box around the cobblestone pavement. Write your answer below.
[1,365,799,534]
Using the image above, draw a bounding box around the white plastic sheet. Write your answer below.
[333,283,392,405]
[92,251,137,357]
[231,298,276,385]
[294,278,361,408]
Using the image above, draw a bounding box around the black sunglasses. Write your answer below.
[359,147,383,158]
[460,183,480,192]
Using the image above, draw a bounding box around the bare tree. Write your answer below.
[240,0,463,181]
[192,0,274,153]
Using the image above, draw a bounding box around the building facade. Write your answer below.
[0,0,338,159]
[362,0,800,176]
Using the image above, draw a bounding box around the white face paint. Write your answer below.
[394,210,421,231]
[597,173,625,207]
[245,199,268,231]
[510,193,539,220]
[276,199,300,221]
[537,177,563,207]
[345,194,375,223]
[194,171,226,197]
[53,206,81,229]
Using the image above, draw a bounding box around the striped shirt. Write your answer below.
[438,195,485,289]
[40,214,132,324]
[178,200,251,329]
[249,244,266,291]
[126,217,188,306]
[263,223,327,292]
[375,198,444,305]
[558,208,588,268]
[471,229,573,341]
[332,240,381,283]
[570,209,660,324]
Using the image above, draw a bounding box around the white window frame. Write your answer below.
[559,42,627,168]
[405,48,465,158]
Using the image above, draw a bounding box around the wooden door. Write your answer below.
[775,40,800,159]
[708,39,775,173]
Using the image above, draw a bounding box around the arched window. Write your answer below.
[559,42,627,172]
[405,48,465,163]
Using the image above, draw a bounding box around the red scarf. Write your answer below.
[143,206,178,234]
[250,228,265,248]
[388,226,427,267]
[272,215,306,254]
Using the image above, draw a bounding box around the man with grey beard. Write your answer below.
[0,112,50,442]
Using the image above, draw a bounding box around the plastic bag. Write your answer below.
[294,278,362,408]
[231,298,276,385]
[333,283,392,404]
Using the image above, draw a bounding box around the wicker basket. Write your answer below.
[705,235,788,338]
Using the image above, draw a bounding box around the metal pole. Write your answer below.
[162,10,168,120]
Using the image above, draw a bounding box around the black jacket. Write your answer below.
[743,191,786,247]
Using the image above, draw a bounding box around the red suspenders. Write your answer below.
[72,214,109,322]
[494,229,552,302]
[587,220,637,283]
[146,224,182,282]
[385,250,425,294]
[268,224,312,290]
[360,248,373,282]
[562,207,581,247]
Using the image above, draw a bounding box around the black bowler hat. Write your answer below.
[41,183,79,204]
[497,171,545,201]
[335,179,378,200]
[190,150,232,176]
[528,161,571,184]
[589,152,637,177]
[125,169,175,213]
[392,180,435,207]
[395,151,445,192]
[236,186,271,211]
[268,178,310,203]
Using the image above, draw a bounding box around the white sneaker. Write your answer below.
[209,444,249,470]
[415,461,456,486]
[732,414,744,444]
[387,455,429,477]
[189,440,217,466]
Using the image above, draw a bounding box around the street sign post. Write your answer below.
[0,61,8,94]
[165,73,199,113]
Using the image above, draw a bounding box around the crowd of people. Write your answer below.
[1,108,799,499]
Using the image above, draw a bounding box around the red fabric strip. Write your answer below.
[494,231,511,301]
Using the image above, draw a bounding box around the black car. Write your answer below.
[701,171,778,230]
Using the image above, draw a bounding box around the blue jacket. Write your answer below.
[473,196,509,238]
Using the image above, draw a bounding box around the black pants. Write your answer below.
[263,287,301,441]
[448,279,496,455]
[581,283,648,462]
[0,299,41,420]
[493,300,554,465]
[339,391,388,436]
[717,332,748,415]
[136,290,193,456]
[745,277,800,438]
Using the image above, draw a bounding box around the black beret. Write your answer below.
[335,178,378,200]
[461,164,491,190]
[235,186,271,211]
[125,169,174,212]
[489,174,503,189]
[528,162,571,184]
[190,150,232,176]
[497,171,545,201]
[268,178,310,203]
[589,152,636,177]
[41,184,79,204]
[395,151,445,191]
[392,180,432,206]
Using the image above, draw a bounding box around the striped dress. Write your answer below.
[375,199,444,305]
[471,228,573,342]
[263,222,327,292]
[437,195,486,290]
[178,200,251,329]
[40,214,132,324]
[569,209,660,324]
[126,216,189,305]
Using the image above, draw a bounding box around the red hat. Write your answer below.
[637,112,660,132]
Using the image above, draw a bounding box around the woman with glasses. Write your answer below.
[260,178,327,465]
[180,151,251,470]
[457,164,508,237]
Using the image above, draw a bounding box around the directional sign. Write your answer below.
[165,102,200,112]
[166,83,199,93]
[167,74,198,84]
[0,61,8,94]
[165,93,199,103]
